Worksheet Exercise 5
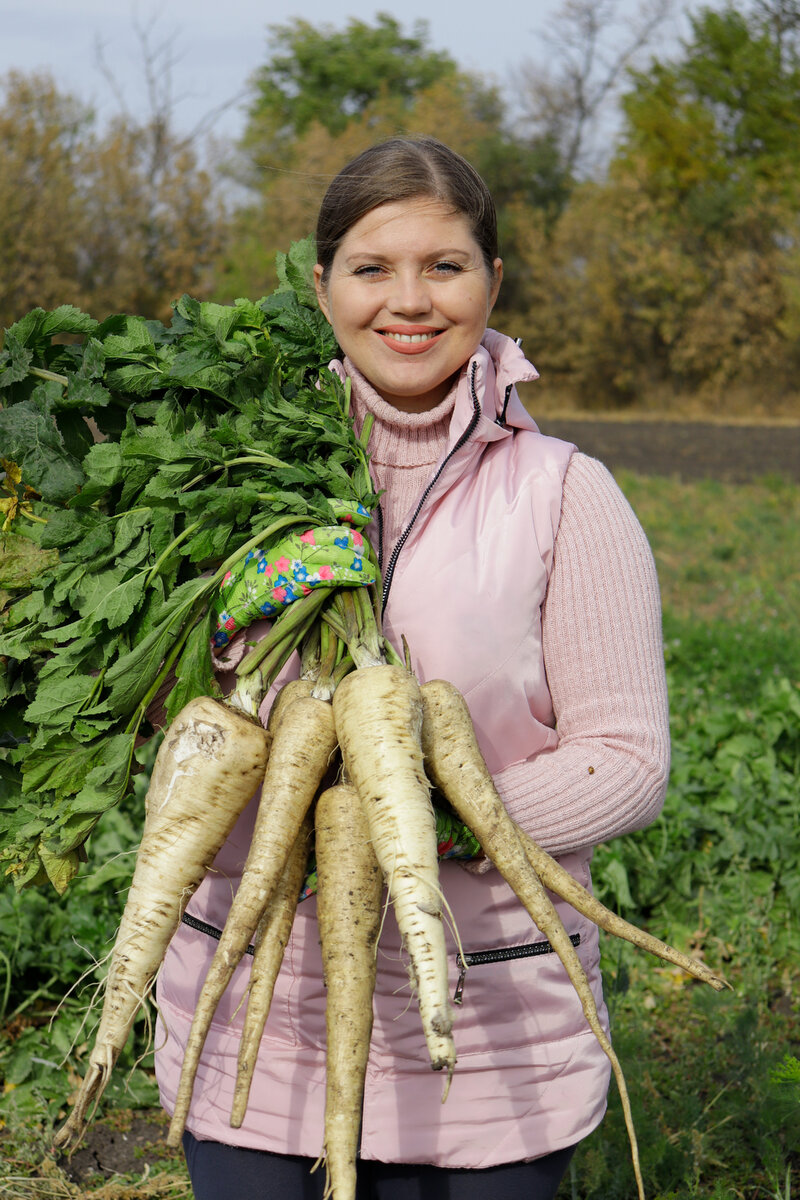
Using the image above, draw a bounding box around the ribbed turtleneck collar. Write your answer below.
[344,358,456,468]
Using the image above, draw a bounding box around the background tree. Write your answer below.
[0,73,90,328]
[244,13,458,157]
[0,29,227,330]
[2,3,798,415]
[619,2,800,217]
[515,2,800,411]
[513,0,674,182]
[77,115,224,322]
[216,13,574,318]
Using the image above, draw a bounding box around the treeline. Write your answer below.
[2,2,799,414]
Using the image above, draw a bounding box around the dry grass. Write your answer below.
[0,1163,191,1200]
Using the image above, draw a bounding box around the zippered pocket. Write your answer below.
[453,934,581,1005]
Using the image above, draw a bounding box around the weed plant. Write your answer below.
[1,472,798,1197]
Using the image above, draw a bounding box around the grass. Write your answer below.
[1,470,799,1198]
[616,471,800,634]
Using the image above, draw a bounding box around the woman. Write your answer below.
[155,136,670,1199]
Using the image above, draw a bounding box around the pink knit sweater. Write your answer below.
[347,359,670,858]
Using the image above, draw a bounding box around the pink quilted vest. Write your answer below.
[155,332,613,1167]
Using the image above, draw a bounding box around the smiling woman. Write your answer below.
[155,135,671,1200]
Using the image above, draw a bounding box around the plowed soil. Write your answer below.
[535,416,800,483]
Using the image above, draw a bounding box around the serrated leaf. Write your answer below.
[84,569,148,630]
[274,236,319,309]
[62,375,113,410]
[100,318,157,357]
[40,509,103,551]
[122,424,186,463]
[79,440,124,496]
[37,843,80,894]
[64,733,135,818]
[0,328,34,387]
[164,355,233,398]
[38,305,98,341]
[163,614,218,722]
[24,675,98,729]
[103,576,208,715]
[18,735,103,799]
[103,363,164,396]
[113,510,151,556]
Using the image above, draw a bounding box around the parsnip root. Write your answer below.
[53,696,270,1152]
[333,665,456,1082]
[315,782,382,1200]
[230,812,314,1128]
[166,693,336,1147]
[513,823,731,991]
[420,678,646,1200]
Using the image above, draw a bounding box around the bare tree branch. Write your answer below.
[92,5,245,159]
[514,0,674,178]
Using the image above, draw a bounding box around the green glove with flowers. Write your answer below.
[212,500,375,649]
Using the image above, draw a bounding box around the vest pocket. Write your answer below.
[453,934,581,1005]
[447,930,596,1057]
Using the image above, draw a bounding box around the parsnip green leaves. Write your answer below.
[0,247,376,892]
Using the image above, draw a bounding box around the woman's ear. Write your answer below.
[489,258,503,313]
[313,264,331,321]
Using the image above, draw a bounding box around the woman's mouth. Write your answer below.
[376,327,444,354]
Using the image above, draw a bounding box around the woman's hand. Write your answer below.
[211,515,376,648]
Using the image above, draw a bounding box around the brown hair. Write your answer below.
[315,136,498,282]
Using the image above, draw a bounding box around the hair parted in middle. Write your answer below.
[315,136,499,282]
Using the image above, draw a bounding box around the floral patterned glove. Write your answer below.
[211,502,375,649]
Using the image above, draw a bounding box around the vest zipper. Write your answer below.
[379,362,483,614]
[181,910,256,956]
[453,934,581,1005]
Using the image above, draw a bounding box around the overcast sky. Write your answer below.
[1,0,689,142]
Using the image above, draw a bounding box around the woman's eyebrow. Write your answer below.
[342,246,474,264]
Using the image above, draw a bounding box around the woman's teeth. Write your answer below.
[383,331,438,343]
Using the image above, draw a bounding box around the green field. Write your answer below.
[1,472,798,1199]
[569,473,800,1199]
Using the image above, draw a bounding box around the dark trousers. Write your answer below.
[183,1131,575,1199]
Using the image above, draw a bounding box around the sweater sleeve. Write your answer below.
[493,452,670,856]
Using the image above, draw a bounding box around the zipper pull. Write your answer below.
[453,956,467,1005]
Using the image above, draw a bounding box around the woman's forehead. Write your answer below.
[336,199,476,252]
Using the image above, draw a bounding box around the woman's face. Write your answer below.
[314,198,502,413]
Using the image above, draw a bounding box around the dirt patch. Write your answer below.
[534,416,800,483]
[49,1108,188,1195]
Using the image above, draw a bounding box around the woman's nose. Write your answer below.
[387,271,432,315]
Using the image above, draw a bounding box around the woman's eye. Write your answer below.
[431,261,463,276]
[353,265,385,278]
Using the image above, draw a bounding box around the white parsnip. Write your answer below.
[419,678,648,1198]
[333,665,456,1082]
[513,823,730,991]
[167,693,337,1147]
[53,697,270,1151]
[314,782,382,1200]
[230,812,314,1128]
